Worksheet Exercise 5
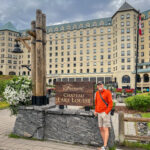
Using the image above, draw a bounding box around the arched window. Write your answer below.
[22,71,26,76]
[9,72,16,75]
[0,71,3,75]
[122,75,130,83]
[144,74,149,82]
[137,74,141,82]
[53,79,56,85]
[49,79,52,84]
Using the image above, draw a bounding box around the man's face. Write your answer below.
[97,84,104,91]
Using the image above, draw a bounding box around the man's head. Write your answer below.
[97,81,104,91]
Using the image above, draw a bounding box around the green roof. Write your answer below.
[141,9,150,19]
[138,62,150,67]
[46,17,112,33]
[0,22,19,32]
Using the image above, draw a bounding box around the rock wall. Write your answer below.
[13,106,115,147]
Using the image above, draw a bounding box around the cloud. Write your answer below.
[0,0,150,30]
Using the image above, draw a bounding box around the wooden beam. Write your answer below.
[125,135,150,141]
[20,39,31,51]
[16,37,31,41]
[124,117,150,122]
[26,30,36,38]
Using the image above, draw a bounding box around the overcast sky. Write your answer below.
[0,0,150,30]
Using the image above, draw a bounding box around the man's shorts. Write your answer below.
[98,112,111,127]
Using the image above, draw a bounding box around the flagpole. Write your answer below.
[135,12,140,95]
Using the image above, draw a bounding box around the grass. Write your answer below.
[0,101,9,109]
[123,141,150,150]
[141,112,150,129]
[9,133,44,141]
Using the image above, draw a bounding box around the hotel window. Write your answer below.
[100,55,103,59]
[108,34,111,39]
[67,45,70,49]
[126,13,130,19]
[80,50,83,54]
[100,42,104,46]
[93,56,96,60]
[94,68,96,73]
[108,61,111,65]
[74,38,76,43]
[55,34,58,38]
[127,58,130,62]
[73,51,76,55]
[55,40,58,44]
[50,41,52,45]
[80,31,83,36]
[93,36,96,40]
[49,59,52,62]
[86,43,90,48]
[126,21,130,26]
[49,53,52,57]
[100,35,103,40]
[80,57,83,61]
[61,40,64,44]
[61,58,64,62]
[93,29,96,34]
[80,44,83,48]
[74,44,76,49]
[49,65,52,68]
[121,65,125,70]
[141,45,144,49]
[55,46,58,50]
[80,63,83,67]
[100,29,103,33]
[87,37,90,41]
[121,22,124,26]
[121,58,125,63]
[141,52,144,56]
[80,69,83,73]
[87,69,89,73]
[67,64,70,67]
[107,28,111,32]
[49,70,52,74]
[101,68,103,72]
[127,28,130,33]
[73,63,76,67]
[73,69,76,73]
[108,41,111,46]
[93,49,96,54]
[121,15,124,19]
[108,55,111,59]
[93,43,96,47]
[73,57,76,61]
[86,56,90,61]
[142,30,144,35]
[127,65,130,70]
[86,49,90,54]
[67,58,70,61]
[121,36,124,41]
[67,70,70,73]
[121,43,124,49]
[100,62,103,65]
[61,70,64,74]
[86,30,89,35]
[61,46,64,50]
[67,51,70,55]
[121,29,124,34]
[121,51,125,56]
[80,37,83,42]
[67,32,70,37]
[73,32,76,36]
[108,48,111,53]
[61,34,64,38]
[55,64,58,68]
[127,36,130,41]
[55,70,58,74]
[100,49,104,53]
[67,39,70,43]
[93,62,96,66]
[108,68,111,72]
[87,62,90,66]
[141,23,144,28]
[127,43,130,48]
[61,52,64,56]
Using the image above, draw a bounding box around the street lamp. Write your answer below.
[12,40,23,53]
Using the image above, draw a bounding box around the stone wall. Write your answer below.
[13,106,115,147]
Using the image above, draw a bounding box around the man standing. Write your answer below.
[94,81,113,150]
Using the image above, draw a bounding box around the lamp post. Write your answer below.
[12,9,48,106]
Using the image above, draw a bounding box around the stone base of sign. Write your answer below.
[13,106,115,147]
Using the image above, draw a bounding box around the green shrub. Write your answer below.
[125,94,150,111]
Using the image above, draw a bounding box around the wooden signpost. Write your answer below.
[55,82,94,107]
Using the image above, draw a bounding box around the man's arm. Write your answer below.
[105,90,113,114]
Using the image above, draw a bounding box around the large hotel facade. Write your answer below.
[0,2,150,91]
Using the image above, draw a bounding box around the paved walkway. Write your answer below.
[0,109,141,150]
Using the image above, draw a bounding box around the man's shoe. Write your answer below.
[101,146,108,150]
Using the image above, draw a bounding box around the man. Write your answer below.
[94,81,113,150]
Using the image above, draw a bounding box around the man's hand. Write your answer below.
[94,111,98,117]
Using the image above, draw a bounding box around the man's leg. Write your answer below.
[99,127,105,142]
[103,127,109,147]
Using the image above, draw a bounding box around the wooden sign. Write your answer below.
[55,82,94,106]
